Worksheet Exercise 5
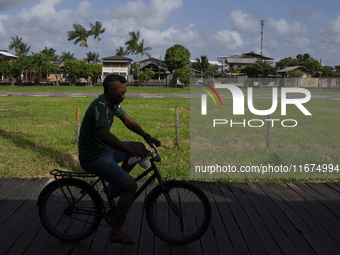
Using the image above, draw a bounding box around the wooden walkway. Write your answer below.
[1,177,340,255]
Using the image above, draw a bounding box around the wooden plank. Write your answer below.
[136,181,155,255]
[247,182,316,255]
[259,183,330,255]
[269,183,339,254]
[230,183,283,255]
[241,183,300,255]
[220,182,266,255]
[122,179,147,255]
[2,178,50,255]
[294,182,340,218]
[0,178,47,226]
[195,182,219,255]
[325,182,340,193]
[205,182,234,255]
[307,183,340,201]
[0,178,49,241]
[0,178,29,202]
[217,182,250,255]
[286,183,340,245]
[287,183,340,226]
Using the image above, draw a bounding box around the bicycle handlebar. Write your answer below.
[151,143,161,162]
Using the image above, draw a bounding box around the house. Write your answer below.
[137,57,172,85]
[101,56,133,81]
[217,52,274,74]
[335,65,340,73]
[277,66,313,78]
[0,50,17,64]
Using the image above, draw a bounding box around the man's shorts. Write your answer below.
[80,141,134,191]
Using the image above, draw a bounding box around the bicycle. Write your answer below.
[37,144,212,244]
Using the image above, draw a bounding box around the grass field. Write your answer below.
[0,96,190,179]
[1,85,339,182]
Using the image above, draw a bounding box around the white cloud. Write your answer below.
[211,30,244,50]
[230,10,259,33]
[268,17,308,37]
[321,15,340,44]
[104,0,183,32]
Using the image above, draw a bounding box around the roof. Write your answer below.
[278,66,312,73]
[0,51,17,58]
[226,58,257,64]
[101,56,133,61]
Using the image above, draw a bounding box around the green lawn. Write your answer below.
[0,97,190,179]
[1,85,339,182]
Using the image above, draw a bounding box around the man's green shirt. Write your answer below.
[78,94,125,161]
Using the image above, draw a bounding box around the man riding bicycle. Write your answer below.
[78,74,161,245]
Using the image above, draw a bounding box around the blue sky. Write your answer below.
[1,0,340,67]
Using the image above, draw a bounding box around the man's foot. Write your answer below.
[109,233,137,246]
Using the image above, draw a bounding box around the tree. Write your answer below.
[58,51,77,63]
[164,44,191,73]
[139,69,155,84]
[28,52,60,83]
[40,47,59,62]
[86,51,100,64]
[115,46,129,56]
[125,31,140,56]
[191,55,210,77]
[0,61,22,84]
[275,54,320,71]
[63,60,102,85]
[275,57,298,70]
[8,36,22,56]
[89,21,106,64]
[17,42,31,57]
[67,23,89,60]
[244,62,278,77]
[136,39,151,61]
[173,66,191,86]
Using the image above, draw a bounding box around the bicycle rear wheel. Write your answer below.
[145,181,211,244]
[38,178,102,242]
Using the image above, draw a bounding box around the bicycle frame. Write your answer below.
[49,146,180,217]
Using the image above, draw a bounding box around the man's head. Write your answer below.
[103,74,127,104]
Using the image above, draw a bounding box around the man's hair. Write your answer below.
[103,74,127,93]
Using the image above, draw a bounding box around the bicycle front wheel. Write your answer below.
[38,178,102,242]
[146,181,211,244]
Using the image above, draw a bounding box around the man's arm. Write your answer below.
[120,114,161,147]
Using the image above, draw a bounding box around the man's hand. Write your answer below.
[145,136,161,147]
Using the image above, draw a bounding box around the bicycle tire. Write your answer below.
[38,178,103,242]
[145,181,212,244]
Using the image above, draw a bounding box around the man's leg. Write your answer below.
[109,179,137,244]
[107,142,146,192]
[109,142,146,244]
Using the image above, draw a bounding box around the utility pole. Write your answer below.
[261,20,264,56]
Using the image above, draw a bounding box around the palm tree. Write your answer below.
[8,36,23,56]
[115,46,129,56]
[17,42,31,56]
[89,21,106,64]
[136,39,152,61]
[124,31,140,56]
[86,51,100,64]
[59,51,77,63]
[192,55,210,77]
[67,23,89,61]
